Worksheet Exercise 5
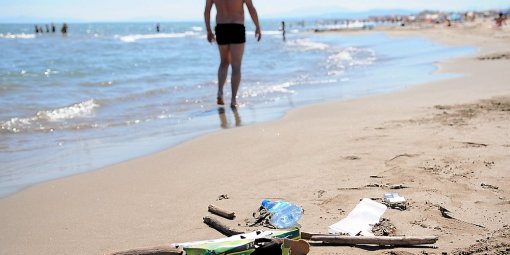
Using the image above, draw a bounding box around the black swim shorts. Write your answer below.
[215,23,246,45]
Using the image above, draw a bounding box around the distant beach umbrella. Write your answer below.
[449,13,461,21]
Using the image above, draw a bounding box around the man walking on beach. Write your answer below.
[204,0,261,108]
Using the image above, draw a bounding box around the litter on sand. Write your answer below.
[110,197,440,254]
[383,193,407,210]
[328,198,387,236]
[172,228,305,255]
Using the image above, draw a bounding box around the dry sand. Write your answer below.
[0,22,509,255]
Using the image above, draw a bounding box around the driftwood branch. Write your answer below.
[309,235,438,246]
[301,232,322,240]
[203,216,244,237]
[208,204,236,220]
[109,246,182,255]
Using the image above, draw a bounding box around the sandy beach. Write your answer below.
[1,22,509,255]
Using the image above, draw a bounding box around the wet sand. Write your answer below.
[0,22,509,254]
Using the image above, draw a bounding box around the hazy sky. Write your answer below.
[1,0,510,21]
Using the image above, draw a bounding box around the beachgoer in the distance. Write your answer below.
[281,21,286,41]
[51,23,56,33]
[156,23,160,33]
[34,25,39,34]
[61,23,68,34]
[496,12,507,28]
[204,0,261,108]
[445,16,452,27]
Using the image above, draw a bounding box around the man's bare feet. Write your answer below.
[217,97,225,105]
[230,101,238,108]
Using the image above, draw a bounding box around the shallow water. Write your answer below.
[0,21,475,197]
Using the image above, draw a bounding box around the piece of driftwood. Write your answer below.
[109,245,182,255]
[208,204,236,220]
[309,235,438,246]
[203,216,244,237]
[301,232,323,240]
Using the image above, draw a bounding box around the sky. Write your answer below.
[1,0,510,22]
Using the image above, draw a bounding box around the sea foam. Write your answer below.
[0,33,36,39]
[327,47,376,75]
[36,99,99,121]
[287,39,329,51]
[1,99,100,133]
[117,32,196,43]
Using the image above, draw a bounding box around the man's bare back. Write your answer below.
[213,0,245,24]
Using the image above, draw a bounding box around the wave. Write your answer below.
[240,76,339,100]
[37,99,99,121]
[1,99,100,133]
[241,82,295,98]
[191,26,203,32]
[246,30,282,36]
[286,39,329,51]
[0,33,36,39]
[117,32,197,42]
[327,47,376,75]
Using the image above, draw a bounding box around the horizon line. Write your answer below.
[1,7,507,24]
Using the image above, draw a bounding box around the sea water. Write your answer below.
[0,21,474,197]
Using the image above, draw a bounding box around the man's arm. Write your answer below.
[244,0,261,41]
[204,0,215,43]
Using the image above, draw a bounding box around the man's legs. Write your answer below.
[217,45,230,105]
[229,43,245,107]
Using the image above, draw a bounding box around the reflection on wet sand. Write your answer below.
[218,107,242,129]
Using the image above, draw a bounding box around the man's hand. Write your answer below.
[255,27,261,42]
[207,31,216,43]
